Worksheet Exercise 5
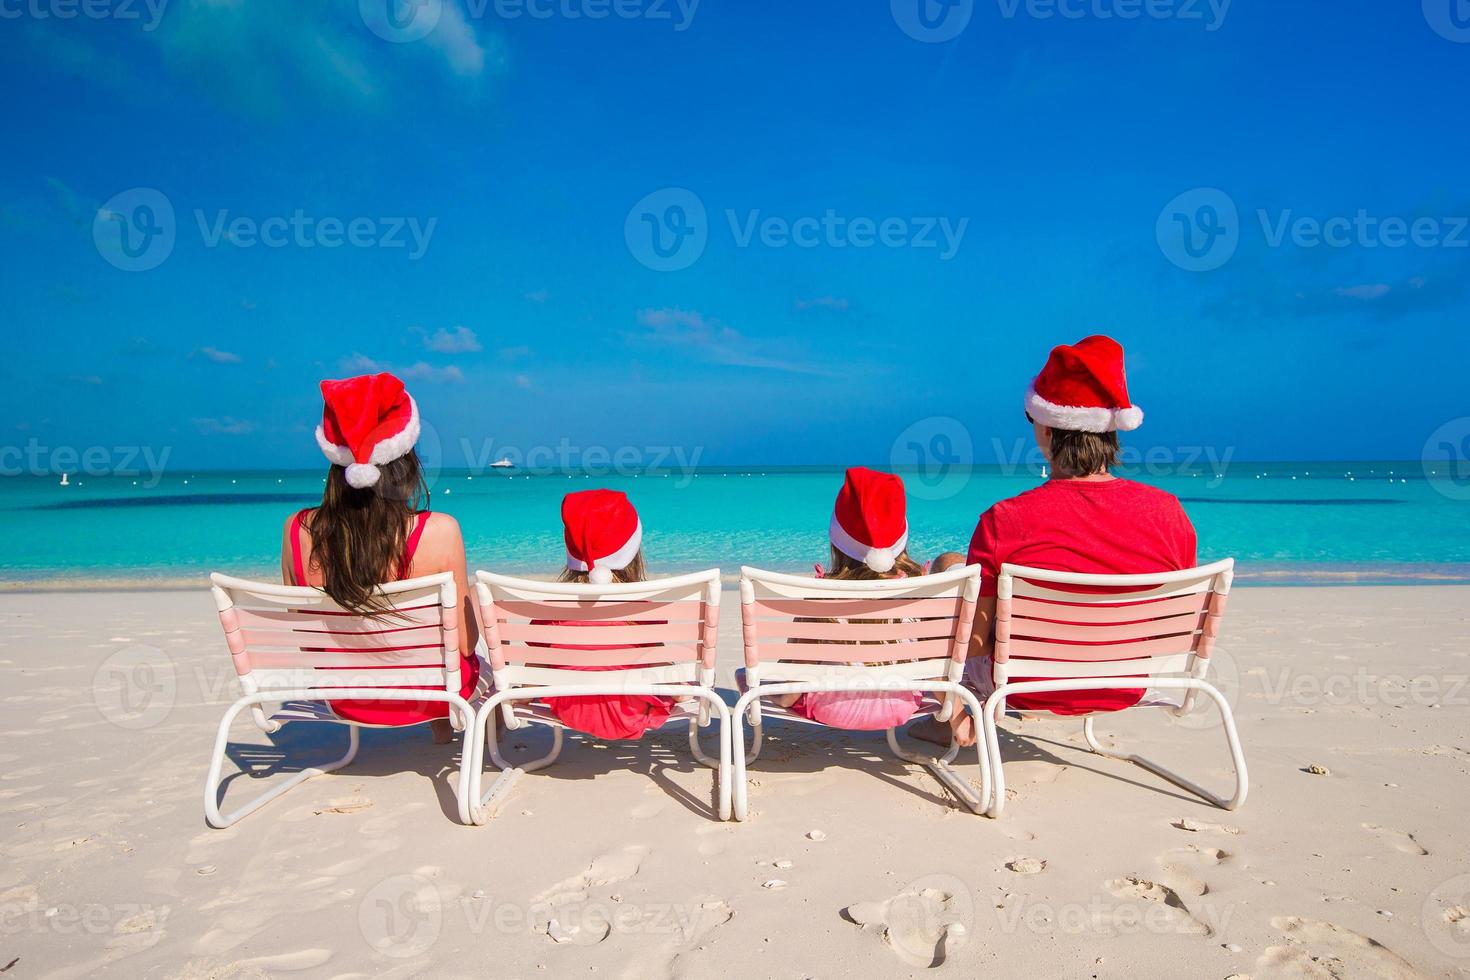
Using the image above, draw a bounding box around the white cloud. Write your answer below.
[339,353,464,384]
[424,325,482,353]
[340,352,382,374]
[634,307,835,376]
[1335,283,1392,301]
[196,346,242,364]
[424,0,487,77]
[193,416,256,435]
[402,361,466,384]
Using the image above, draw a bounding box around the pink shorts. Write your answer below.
[789,688,924,731]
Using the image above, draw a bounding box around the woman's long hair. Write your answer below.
[304,451,429,615]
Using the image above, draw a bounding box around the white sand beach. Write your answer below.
[2,586,1468,979]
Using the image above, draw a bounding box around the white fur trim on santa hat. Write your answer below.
[315,398,422,474]
[566,519,644,579]
[829,515,909,574]
[1025,385,1144,433]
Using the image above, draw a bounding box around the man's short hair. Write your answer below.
[1049,427,1120,477]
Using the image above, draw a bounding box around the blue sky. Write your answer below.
[2,0,1467,470]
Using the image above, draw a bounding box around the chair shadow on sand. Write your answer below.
[210,694,1205,826]
[987,718,1213,809]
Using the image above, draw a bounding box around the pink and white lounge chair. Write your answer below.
[204,572,479,828]
[982,559,1247,817]
[732,564,988,821]
[464,569,729,825]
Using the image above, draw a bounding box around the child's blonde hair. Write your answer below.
[558,551,647,585]
[824,546,925,581]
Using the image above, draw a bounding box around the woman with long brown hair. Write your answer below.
[280,373,480,742]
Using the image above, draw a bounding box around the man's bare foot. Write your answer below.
[908,715,953,748]
[429,718,453,744]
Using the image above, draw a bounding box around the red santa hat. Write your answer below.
[563,489,643,586]
[830,467,909,574]
[1024,334,1144,433]
[314,373,421,489]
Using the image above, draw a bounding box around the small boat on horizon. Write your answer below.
[59,473,70,487]
[490,458,514,469]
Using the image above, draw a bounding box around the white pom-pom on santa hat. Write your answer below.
[345,463,381,489]
[864,548,897,574]
[588,566,614,585]
[1114,405,1144,431]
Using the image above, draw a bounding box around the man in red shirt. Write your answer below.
[914,335,1197,748]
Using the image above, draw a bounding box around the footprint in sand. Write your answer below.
[532,845,651,945]
[626,899,736,980]
[1157,844,1228,901]
[1263,917,1421,980]
[694,823,731,857]
[1164,844,1231,866]
[1008,761,1065,785]
[843,874,973,969]
[1362,824,1428,856]
[1173,817,1241,836]
[1104,876,1214,936]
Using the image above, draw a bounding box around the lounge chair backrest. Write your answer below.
[209,571,462,696]
[475,569,722,692]
[993,559,1234,682]
[738,564,982,687]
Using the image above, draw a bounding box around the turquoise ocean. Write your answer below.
[3,463,1469,588]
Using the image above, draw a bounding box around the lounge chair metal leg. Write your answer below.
[1080,685,1249,811]
[884,683,990,816]
[982,691,1008,818]
[204,698,360,829]
[684,693,732,820]
[730,689,761,822]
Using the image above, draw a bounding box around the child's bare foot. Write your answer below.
[429,718,453,744]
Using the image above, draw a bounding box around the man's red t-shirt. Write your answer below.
[966,478,1198,715]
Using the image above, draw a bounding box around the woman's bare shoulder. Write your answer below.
[420,512,464,546]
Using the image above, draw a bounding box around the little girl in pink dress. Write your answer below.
[774,467,931,731]
[539,489,674,740]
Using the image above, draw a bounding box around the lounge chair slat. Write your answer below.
[494,621,701,644]
[1010,610,1207,643]
[748,597,963,619]
[493,598,706,622]
[1010,592,1210,623]
[1005,633,1199,661]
